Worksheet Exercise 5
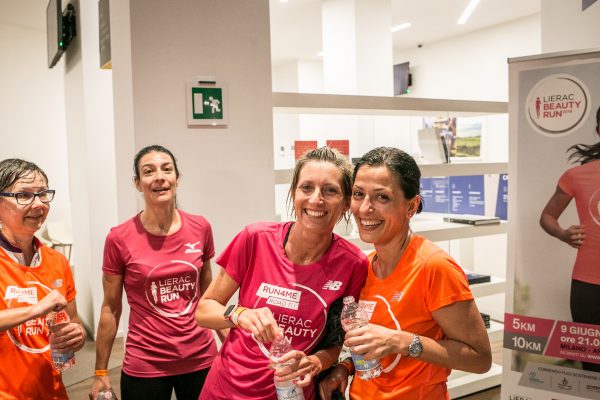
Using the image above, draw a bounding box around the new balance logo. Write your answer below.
[183,241,203,254]
[391,291,403,302]
[322,280,342,290]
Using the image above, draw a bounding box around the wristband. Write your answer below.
[338,359,355,376]
[95,369,109,377]
[231,306,248,327]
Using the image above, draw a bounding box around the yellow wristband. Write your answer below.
[231,306,248,327]
[94,369,109,377]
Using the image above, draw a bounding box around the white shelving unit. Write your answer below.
[272,92,507,399]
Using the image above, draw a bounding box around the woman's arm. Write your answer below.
[198,259,228,342]
[0,289,66,332]
[345,299,492,374]
[196,266,279,343]
[91,274,124,396]
[540,185,585,248]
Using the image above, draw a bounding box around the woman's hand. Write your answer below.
[237,307,279,343]
[89,376,112,400]
[344,323,409,359]
[49,321,85,353]
[318,364,350,400]
[560,225,585,248]
[31,290,67,318]
[270,350,321,388]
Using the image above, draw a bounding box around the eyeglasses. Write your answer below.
[0,190,55,205]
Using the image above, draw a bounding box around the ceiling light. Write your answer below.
[317,51,323,57]
[391,23,411,32]
[458,0,480,25]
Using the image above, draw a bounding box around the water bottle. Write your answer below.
[97,389,118,400]
[46,310,75,372]
[340,296,382,380]
[270,334,304,400]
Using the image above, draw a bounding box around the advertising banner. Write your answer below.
[503,50,600,399]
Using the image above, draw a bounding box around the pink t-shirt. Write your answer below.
[200,222,368,400]
[103,210,218,377]
[558,159,600,284]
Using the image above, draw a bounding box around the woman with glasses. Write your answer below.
[91,145,220,400]
[0,158,86,399]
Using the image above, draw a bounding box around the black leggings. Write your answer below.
[570,279,600,372]
[121,367,210,400]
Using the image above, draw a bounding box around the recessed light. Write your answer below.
[458,0,480,25]
[391,22,411,32]
[316,51,324,57]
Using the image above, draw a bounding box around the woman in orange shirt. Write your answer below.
[319,147,491,400]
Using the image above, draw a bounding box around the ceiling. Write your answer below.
[1,1,541,66]
[270,0,541,66]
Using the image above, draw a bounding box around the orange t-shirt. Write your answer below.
[0,245,76,400]
[350,235,473,400]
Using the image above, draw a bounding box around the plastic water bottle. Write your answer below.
[46,310,75,372]
[97,389,118,400]
[270,335,304,400]
[340,296,382,380]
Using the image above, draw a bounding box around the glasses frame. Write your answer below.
[0,189,56,205]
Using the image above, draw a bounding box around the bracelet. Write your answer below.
[338,359,355,376]
[231,306,248,327]
[94,369,109,377]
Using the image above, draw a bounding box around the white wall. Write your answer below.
[117,0,275,260]
[0,22,70,226]
[62,0,118,332]
[397,15,541,101]
[541,0,600,53]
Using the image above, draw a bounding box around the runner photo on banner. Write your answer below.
[503,50,600,400]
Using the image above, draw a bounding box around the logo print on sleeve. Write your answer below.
[6,282,51,354]
[145,260,199,318]
[254,282,327,353]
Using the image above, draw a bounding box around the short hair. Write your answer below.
[287,147,353,221]
[0,159,49,193]
[133,145,180,180]
[353,147,423,213]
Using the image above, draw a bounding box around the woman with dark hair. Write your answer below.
[319,147,491,400]
[196,147,368,400]
[91,145,220,399]
[540,106,600,372]
[0,158,85,399]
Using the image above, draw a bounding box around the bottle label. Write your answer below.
[351,352,380,373]
[276,385,303,400]
[52,350,74,365]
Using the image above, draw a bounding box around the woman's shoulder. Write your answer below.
[106,214,139,238]
[332,234,368,262]
[178,210,211,229]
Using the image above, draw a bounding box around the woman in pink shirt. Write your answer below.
[195,147,368,400]
[540,106,600,372]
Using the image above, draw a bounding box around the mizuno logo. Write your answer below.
[183,241,202,254]
[322,280,342,290]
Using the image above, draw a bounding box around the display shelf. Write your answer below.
[487,320,504,343]
[469,276,506,298]
[273,92,507,117]
[275,162,507,185]
[448,363,502,399]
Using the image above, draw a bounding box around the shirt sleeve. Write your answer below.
[424,250,473,312]
[215,226,252,286]
[102,230,126,275]
[62,255,77,302]
[202,218,215,261]
[558,168,575,197]
[344,254,369,300]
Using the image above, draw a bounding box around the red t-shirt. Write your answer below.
[0,245,76,400]
[103,210,217,377]
[350,235,473,400]
[200,222,368,400]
